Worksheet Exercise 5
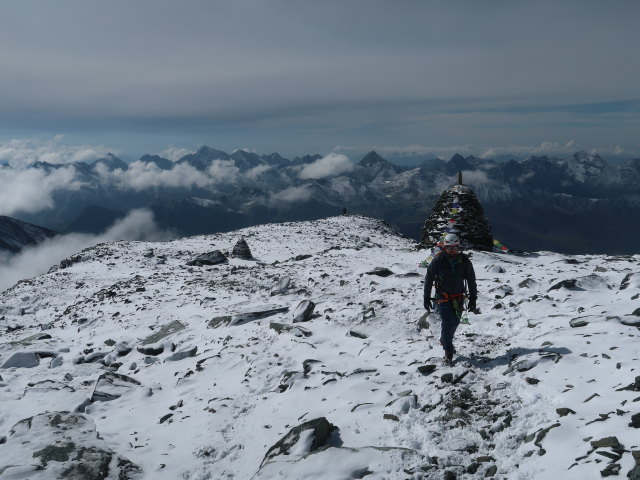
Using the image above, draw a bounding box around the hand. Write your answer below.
[424,302,431,313]
[468,298,477,312]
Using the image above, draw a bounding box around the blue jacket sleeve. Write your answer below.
[465,258,477,300]
[423,257,437,309]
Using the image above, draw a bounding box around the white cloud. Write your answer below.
[207,160,240,184]
[245,164,273,181]
[0,137,114,168]
[0,165,85,216]
[159,146,192,162]
[0,209,173,292]
[458,170,495,186]
[270,186,313,204]
[298,153,354,179]
[95,161,214,191]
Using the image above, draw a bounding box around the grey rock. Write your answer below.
[208,315,232,328]
[231,306,289,325]
[590,436,620,449]
[621,273,640,290]
[0,411,140,479]
[600,463,621,477]
[260,417,337,468]
[628,465,640,480]
[269,322,312,338]
[166,346,197,362]
[418,365,437,375]
[292,300,315,323]
[1,352,40,369]
[348,330,368,339]
[49,356,64,368]
[630,412,640,428]
[518,278,537,288]
[91,371,142,402]
[569,317,590,328]
[417,312,430,330]
[186,250,228,266]
[137,344,165,356]
[548,279,583,292]
[231,236,253,259]
[270,276,291,296]
[365,267,394,277]
[556,408,576,417]
[142,320,186,345]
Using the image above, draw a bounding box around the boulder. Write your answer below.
[0,411,140,479]
[365,267,394,277]
[186,250,228,266]
[1,352,40,369]
[621,273,640,290]
[260,417,337,468]
[230,306,289,325]
[91,371,142,402]
[270,276,292,296]
[166,346,197,362]
[292,300,315,323]
[142,320,186,345]
[231,236,253,259]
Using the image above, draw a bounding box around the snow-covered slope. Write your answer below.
[0,216,639,479]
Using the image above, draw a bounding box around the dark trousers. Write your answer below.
[438,302,460,354]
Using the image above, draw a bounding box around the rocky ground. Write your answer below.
[0,215,639,479]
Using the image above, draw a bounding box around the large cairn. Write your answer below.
[420,172,493,251]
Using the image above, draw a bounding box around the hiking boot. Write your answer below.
[443,350,454,365]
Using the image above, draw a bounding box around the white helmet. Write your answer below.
[443,233,460,247]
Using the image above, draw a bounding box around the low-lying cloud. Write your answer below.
[0,136,113,168]
[298,153,354,179]
[0,209,173,292]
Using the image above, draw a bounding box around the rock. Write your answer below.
[600,463,621,477]
[525,377,540,385]
[0,411,140,479]
[208,315,232,328]
[417,312,430,330]
[441,373,454,383]
[575,274,610,290]
[91,371,142,402]
[292,300,315,323]
[621,273,640,290]
[142,320,186,345]
[618,376,640,392]
[348,330,368,339]
[383,414,399,421]
[269,322,312,338]
[487,265,505,273]
[186,250,228,266]
[49,356,64,368]
[548,279,583,292]
[365,267,394,277]
[231,306,289,325]
[485,465,497,477]
[527,319,542,328]
[569,317,590,328]
[166,346,197,362]
[231,236,253,259]
[518,278,537,288]
[84,351,108,363]
[630,413,640,428]
[590,436,620,449]
[260,417,337,468]
[556,408,576,417]
[137,344,166,356]
[1,352,40,369]
[629,465,640,480]
[417,364,437,375]
[270,276,292,296]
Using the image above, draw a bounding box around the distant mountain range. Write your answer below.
[0,216,56,254]
[7,147,640,254]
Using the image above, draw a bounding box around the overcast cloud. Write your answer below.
[0,1,638,158]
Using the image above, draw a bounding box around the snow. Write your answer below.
[0,215,639,479]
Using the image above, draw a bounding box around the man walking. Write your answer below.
[424,233,477,364]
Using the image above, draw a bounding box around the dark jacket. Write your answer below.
[424,252,477,309]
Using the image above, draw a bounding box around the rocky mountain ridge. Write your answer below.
[0,215,639,478]
[0,216,56,254]
[8,148,640,254]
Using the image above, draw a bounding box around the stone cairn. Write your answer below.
[420,171,493,251]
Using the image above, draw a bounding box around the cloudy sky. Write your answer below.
[1,0,639,160]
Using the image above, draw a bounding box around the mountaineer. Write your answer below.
[423,233,477,364]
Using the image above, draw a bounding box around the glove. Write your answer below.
[424,302,431,313]
[468,298,477,312]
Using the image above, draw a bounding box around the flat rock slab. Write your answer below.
[1,352,40,369]
[231,306,289,325]
[186,250,228,266]
[91,371,142,402]
[0,411,141,479]
[142,320,186,345]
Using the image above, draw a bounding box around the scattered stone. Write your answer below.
[260,417,337,468]
[600,463,621,477]
[618,376,640,392]
[583,393,600,403]
[441,373,454,383]
[569,317,590,328]
[525,377,540,385]
[159,413,173,424]
[590,436,620,449]
[548,279,582,292]
[1,352,40,369]
[292,300,315,323]
[49,356,64,368]
[186,250,228,266]
[231,236,253,259]
[365,267,394,277]
[231,306,289,325]
[208,315,232,328]
[417,312,430,330]
[142,320,186,345]
[0,412,140,478]
[137,344,166,356]
[91,371,142,402]
[630,413,640,428]
[417,364,437,375]
[383,414,399,421]
[269,322,312,338]
[166,346,197,362]
[348,330,368,339]
[270,276,291,296]
[485,465,497,477]
[527,319,542,328]
[556,408,576,417]
[621,273,640,290]
[518,278,537,288]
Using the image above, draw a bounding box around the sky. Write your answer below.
[1,0,639,161]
